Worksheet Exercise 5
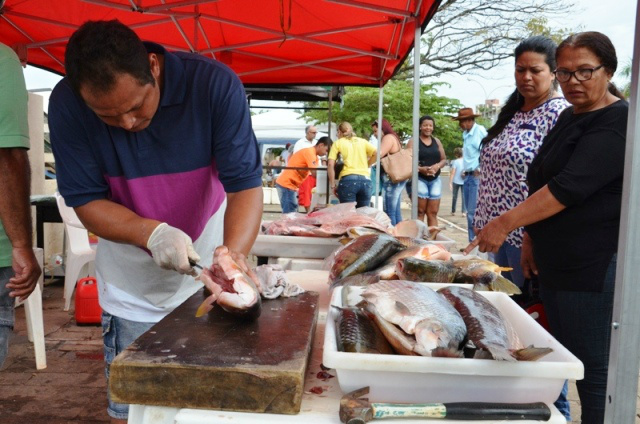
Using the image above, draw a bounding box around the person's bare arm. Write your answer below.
[328,159,337,196]
[224,187,263,256]
[0,148,41,300]
[75,199,161,248]
[464,185,565,254]
[427,138,447,176]
[224,187,263,272]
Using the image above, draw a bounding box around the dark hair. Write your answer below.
[65,20,155,95]
[375,118,399,140]
[316,136,332,148]
[419,115,436,131]
[453,147,463,158]
[483,36,558,145]
[557,31,624,100]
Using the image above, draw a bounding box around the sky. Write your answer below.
[22,0,638,111]
[432,0,638,109]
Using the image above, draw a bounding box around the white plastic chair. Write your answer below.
[54,192,96,311]
[15,247,46,370]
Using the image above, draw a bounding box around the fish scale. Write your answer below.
[438,286,518,361]
[362,281,467,357]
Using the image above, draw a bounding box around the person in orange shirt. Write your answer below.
[275,137,330,213]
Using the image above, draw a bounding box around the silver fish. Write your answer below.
[361,281,466,357]
[438,286,551,361]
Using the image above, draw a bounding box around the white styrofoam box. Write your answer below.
[324,286,584,405]
[428,232,457,252]
[268,257,326,271]
[251,234,342,259]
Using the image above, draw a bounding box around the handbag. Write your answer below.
[380,138,412,183]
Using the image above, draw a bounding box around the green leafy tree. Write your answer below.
[394,0,577,80]
[620,60,632,99]
[300,80,465,157]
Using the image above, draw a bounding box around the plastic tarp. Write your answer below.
[0,0,438,86]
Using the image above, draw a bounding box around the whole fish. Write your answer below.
[361,281,466,357]
[329,234,405,283]
[453,258,521,295]
[196,246,262,319]
[438,286,552,361]
[330,245,434,288]
[396,257,459,283]
[334,306,394,354]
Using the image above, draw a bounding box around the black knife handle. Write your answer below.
[443,402,551,421]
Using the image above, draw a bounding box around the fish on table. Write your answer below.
[328,234,405,284]
[395,257,459,284]
[452,258,521,295]
[438,286,552,361]
[361,281,467,357]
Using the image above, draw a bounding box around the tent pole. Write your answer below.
[328,90,334,201]
[605,1,640,421]
[410,16,420,220]
[375,83,383,210]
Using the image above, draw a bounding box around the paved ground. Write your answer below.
[0,181,636,423]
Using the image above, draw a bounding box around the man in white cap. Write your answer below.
[452,107,487,242]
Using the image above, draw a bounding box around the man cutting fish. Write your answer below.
[48,20,263,423]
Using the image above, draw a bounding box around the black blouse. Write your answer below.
[525,100,628,291]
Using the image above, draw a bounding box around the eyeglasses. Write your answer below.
[554,65,604,83]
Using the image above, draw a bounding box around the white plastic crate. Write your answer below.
[323,285,583,405]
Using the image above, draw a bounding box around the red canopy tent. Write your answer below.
[0,0,438,86]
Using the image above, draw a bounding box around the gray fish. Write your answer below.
[334,306,394,354]
[361,281,466,357]
[329,234,405,283]
[396,257,459,283]
[438,286,552,361]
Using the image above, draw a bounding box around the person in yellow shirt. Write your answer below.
[275,137,330,213]
[327,122,377,208]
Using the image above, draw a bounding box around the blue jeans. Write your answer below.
[539,255,617,424]
[451,183,465,213]
[406,177,442,200]
[102,311,155,419]
[275,183,298,214]
[0,267,14,369]
[337,174,372,208]
[463,174,479,242]
[494,242,525,289]
[382,175,407,225]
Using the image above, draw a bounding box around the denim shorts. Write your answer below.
[408,176,442,200]
[0,267,15,369]
[102,311,155,419]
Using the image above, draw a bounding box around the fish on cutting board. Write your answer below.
[196,246,262,319]
[438,286,552,361]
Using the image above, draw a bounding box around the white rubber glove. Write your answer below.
[146,223,200,276]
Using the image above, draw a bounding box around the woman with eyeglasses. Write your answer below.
[474,36,570,297]
[466,32,627,424]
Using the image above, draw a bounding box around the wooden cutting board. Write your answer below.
[109,288,319,414]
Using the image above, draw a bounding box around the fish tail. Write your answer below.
[489,275,522,295]
[496,266,513,272]
[486,345,517,361]
[512,346,553,361]
[195,294,217,317]
[431,347,464,358]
